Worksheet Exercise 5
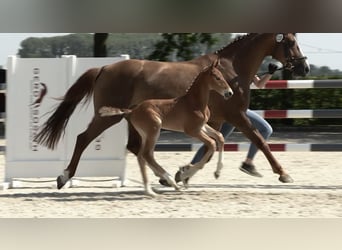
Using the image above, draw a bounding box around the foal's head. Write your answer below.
[207,59,233,100]
[271,33,310,76]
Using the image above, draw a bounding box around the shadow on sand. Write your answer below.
[1,183,341,201]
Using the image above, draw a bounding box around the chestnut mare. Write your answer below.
[35,33,309,189]
[98,59,233,196]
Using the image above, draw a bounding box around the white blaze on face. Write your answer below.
[294,36,310,72]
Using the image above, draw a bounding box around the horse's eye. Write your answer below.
[211,72,221,80]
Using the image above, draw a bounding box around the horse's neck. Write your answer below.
[216,34,275,82]
[228,34,274,85]
[189,54,217,67]
[217,33,258,59]
[182,73,211,110]
[233,34,275,83]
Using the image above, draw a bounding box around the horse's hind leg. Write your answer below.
[57,115,123,189]
[126,123,141,155]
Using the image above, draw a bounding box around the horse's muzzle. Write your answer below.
[290,58,310,77]
[293,63,310,77]
[224,89,234,100]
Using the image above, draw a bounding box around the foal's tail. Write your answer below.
[35,67,102,149]
[98,106,131,118]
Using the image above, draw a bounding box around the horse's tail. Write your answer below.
[98,106,131,118]
[35,67,102,149]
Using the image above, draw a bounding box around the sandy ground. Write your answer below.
[0,131,342,218]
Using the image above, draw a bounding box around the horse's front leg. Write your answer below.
[233,113,293,183]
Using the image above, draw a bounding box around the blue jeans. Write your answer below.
[190,109,273,164]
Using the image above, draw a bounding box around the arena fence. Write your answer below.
[155,79,342,152]
[1,78,341,157]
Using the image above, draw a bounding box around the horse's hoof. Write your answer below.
[159,178,171,187]
[56,175,66,189]
[214,171,220,179]
[279,174,294,183]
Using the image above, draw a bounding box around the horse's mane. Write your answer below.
[215,33,258,57]
[180,34,260,91]
[180,34,260,95]
[182,62,213,95]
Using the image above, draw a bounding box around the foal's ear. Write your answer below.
[212,57,220,68]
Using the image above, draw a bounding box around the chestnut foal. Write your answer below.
[99,59,233,197]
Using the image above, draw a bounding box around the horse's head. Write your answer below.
[271,33,310,77]
[209,59,234,100]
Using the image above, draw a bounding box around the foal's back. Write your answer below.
[128,61,229,133]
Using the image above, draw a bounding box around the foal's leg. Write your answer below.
[57,115,123,189]
[178,127,217,186]
[171,122,224,186]
[131,116,181,192]
[136,141,158,197]
[142,132,181,191]
[201,124,225,179]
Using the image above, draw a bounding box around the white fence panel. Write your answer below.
[5,55,129,186]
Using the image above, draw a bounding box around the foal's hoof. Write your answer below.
[57,175,66,189]
[175,170,189,186]
[145,190,159,198]
[175,170,182,183]
[278,174,294,183]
